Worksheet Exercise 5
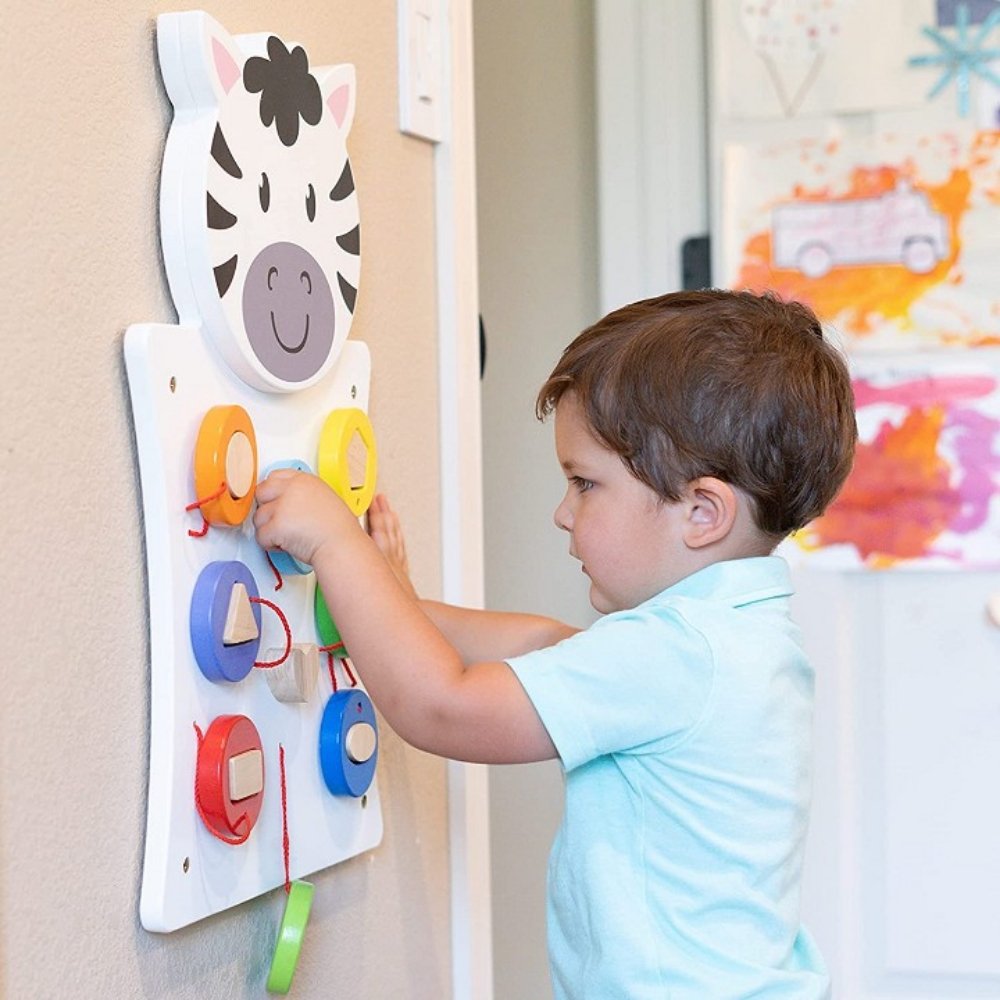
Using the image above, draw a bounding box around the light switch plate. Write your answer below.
[398,0,443,142]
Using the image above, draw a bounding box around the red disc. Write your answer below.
[196,715,264,840]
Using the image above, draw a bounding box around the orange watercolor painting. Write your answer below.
[735,165,971,337]
[724,130,1000,348]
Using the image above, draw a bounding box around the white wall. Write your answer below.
[473,2,599,997]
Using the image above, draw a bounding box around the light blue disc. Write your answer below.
[261,460,314,576]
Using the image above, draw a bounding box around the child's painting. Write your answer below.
[782,353,1000,569]
[714,0,935,119]
[722,127,1000,350]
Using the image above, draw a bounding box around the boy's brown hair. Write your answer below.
[536,289,857,540]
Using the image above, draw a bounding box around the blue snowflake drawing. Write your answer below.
[909,1,1000,116]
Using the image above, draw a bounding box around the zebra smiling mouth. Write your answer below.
[271,311,310,354]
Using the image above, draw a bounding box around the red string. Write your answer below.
[279,743,291,895]
[342,657,358,687]
[265,551,284,591]
[320,646,357,691]
[250,597,293,668]
[185,482,226,538]
[192,722,251,846]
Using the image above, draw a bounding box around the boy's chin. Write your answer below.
[588,586,621,616]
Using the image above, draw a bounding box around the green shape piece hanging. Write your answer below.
[267,880,315,994]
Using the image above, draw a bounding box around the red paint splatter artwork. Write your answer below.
[787,361,1000,568]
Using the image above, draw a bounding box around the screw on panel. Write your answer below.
[182,857,190,873]
[361,794,368,809]
[170,376,177,393]
[351,385,357,399]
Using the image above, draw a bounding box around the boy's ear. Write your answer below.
[683,477,738,548]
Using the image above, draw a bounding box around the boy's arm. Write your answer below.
[368,494,578,663]
[254,473,564,764]
[417,602,579,664]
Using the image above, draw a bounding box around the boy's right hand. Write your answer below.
[254,470,357,568]
[368,493,418,599]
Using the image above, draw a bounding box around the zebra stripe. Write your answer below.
[207,193,237,230]
[329,161,354,201]
[337,273,357,313]
[214,255,238,297]
[336,225,360,256]
[211,125,243,179]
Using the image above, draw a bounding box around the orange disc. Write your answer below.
[193,405,257,526]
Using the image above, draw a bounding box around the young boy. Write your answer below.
[254,289,856,999]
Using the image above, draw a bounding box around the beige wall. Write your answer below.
[1,3,452,997]
[474,2,599,997]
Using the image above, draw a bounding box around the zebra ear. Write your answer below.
[157,11,245,110]
[317,64,356,135]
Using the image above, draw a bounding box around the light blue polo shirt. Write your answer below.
[507,557,830,999]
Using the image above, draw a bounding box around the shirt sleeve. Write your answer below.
[505,602,715,771]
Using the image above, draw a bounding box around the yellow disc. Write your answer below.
[317,408,378,517]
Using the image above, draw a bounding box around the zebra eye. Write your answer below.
[259,173,270,212]
[306,183,316,222]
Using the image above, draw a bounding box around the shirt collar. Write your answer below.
[650,556,793,608]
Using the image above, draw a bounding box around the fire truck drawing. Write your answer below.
[771,182,949,279]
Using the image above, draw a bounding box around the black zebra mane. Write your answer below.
[243,35,322,147]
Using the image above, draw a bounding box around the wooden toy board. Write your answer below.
[125,323,382,933]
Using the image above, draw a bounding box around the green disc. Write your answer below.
[266,880,315,994]
[314,587,348,655]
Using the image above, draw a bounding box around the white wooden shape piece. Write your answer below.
[347,429,368,490]
[225,431,255,499]
[264,643,320,704]
[223,582,259,646]
[346,722,378,764]
[228,749,264,801]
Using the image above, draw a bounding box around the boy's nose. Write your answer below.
[553,498,572,532]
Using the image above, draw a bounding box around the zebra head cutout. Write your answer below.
[157,11,361,392]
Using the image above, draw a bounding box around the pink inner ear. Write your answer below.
[212,37,240,95]
[327,84,351,128]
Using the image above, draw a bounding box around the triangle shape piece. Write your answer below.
[223,582,259,645]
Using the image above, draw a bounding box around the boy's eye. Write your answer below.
[571,476,594,493]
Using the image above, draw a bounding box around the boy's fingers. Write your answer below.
[252,502,272,530]
[255,468,297,502]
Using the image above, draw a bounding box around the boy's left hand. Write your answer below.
[254,470,357,567]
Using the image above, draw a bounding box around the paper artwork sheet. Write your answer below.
[722,127,1000,350]
[782,353,1000,570]
[713,0,935,120]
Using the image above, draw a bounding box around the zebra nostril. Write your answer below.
[300,271,312,294]
[267,266,278,291]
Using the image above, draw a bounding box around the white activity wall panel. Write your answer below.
[127,327,382,932]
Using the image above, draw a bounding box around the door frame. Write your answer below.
[435,2,493,998]
[594,0,708,309]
